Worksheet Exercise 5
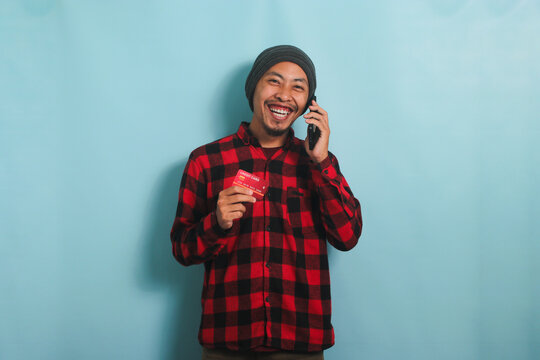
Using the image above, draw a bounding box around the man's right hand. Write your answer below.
[216,186,256,230]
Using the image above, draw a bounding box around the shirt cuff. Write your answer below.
[316,155,338,181]
[203,211,235,241]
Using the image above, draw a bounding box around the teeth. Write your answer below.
[269,106,291,115]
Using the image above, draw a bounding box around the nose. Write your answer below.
[275,86,292,102]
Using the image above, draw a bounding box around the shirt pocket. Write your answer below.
[286,186,319,239]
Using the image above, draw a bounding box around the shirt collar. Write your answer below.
[237,122,295,149]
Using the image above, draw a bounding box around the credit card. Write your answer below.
[232,169,269,198]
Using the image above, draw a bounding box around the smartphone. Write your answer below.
[307,95,320,150]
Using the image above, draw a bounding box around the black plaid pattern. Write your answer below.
[171,122,362,352]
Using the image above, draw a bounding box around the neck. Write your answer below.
[248,120,288,148]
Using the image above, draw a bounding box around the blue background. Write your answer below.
[1,1,539,359]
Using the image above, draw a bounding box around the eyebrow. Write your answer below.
[267,71,307,83]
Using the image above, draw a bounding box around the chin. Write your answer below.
[262,120,290,137]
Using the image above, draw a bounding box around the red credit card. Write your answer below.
[232,169,268,198]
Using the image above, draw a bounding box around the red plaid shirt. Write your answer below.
[170,122,362,352]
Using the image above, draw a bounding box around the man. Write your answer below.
[170,45,362,360]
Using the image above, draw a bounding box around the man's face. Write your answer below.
[251,61,309,137]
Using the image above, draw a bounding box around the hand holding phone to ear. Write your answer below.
[304,98,330,164]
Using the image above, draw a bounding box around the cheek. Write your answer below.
[254,88,271,107]
[297,95,309,110]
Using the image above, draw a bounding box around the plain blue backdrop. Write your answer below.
[1,1,539,359]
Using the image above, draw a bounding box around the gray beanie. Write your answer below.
[245,45,316,114]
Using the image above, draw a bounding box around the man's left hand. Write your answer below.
[303,99,330,163]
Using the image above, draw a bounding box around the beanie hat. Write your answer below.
[245,45,316,114]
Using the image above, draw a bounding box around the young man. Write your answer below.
[170,45,362,360]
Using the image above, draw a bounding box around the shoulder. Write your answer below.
[290,135,307,155]
[289,135,315,163]
[289,135,340,171]
[188,132,239,169]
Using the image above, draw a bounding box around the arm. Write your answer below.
[312,153,363,251]
[304,100,362,251]
[170,154,256,265]
[170,155,229,266]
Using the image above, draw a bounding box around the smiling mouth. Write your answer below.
[268,104,294,120]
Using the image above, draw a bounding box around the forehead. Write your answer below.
[264,61,308,81]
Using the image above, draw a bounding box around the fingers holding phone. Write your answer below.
[304,98,330,163]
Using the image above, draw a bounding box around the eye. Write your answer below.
[294,85,305,91]
[268,78,279,84]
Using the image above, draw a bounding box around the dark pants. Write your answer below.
[201,347,324,360]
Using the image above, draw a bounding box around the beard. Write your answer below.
[262,118,294,137]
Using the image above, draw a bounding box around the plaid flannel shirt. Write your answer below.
[170,122,362,352]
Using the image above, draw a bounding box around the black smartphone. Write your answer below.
[307,95,320,150]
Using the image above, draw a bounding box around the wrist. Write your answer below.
[312,152,329,164]
[212,211,233,234]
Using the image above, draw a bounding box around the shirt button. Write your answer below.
[324,169,329,174]
[265,296,270,303]
[266,263,271,268]
[266,226,271,231]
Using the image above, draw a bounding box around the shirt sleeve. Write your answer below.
[170,154,232,266]
[312,152,363,251]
